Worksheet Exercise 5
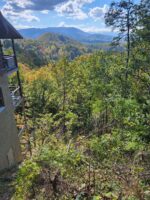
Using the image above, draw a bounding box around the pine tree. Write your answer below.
[105,0,138,72]
[137,0,150,43]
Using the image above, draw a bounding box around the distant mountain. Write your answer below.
[4,32,91,68]
[19,27,113,44]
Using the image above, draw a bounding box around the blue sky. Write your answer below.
[0,0,140,33]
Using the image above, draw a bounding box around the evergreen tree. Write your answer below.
[137,0,150,43]
[105,0,138,71]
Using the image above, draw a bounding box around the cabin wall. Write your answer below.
[0,73,22,171]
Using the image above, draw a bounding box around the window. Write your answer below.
[0,87,4,108]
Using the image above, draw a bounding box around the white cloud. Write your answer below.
[2,0,68,22]
[56,22,112,33]
[14,24,34,29]
[3,0,69,11]
[58,21,66,27]
[2,6,40,22]
[41,10,49,14]
[2,1,39,22]
[81,26,111,33]
[89,5,109,21]
[55,0,94,20]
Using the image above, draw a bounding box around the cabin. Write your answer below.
[0,12,25,171]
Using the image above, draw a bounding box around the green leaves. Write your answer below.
[12,26,150,199]
[14,160,40,199]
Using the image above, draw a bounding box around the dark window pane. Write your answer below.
[0,87,4,107]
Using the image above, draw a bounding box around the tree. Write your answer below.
[136,0,150,43]
[105,0,138,75]
[134,0,150,46]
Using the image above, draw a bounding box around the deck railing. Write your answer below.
[9,86,22,108]
[17,124,26,138]
[0,55,17,74]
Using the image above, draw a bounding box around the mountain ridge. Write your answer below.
[19,27,113,44]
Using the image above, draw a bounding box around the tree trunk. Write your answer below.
[62,64,67,135]
[126,0,131,80]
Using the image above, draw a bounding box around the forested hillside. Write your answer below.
[3,33,122,68]
[2,0,150,199]
[4,33,91,68]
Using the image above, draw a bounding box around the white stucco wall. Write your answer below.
[0,73,22,171]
